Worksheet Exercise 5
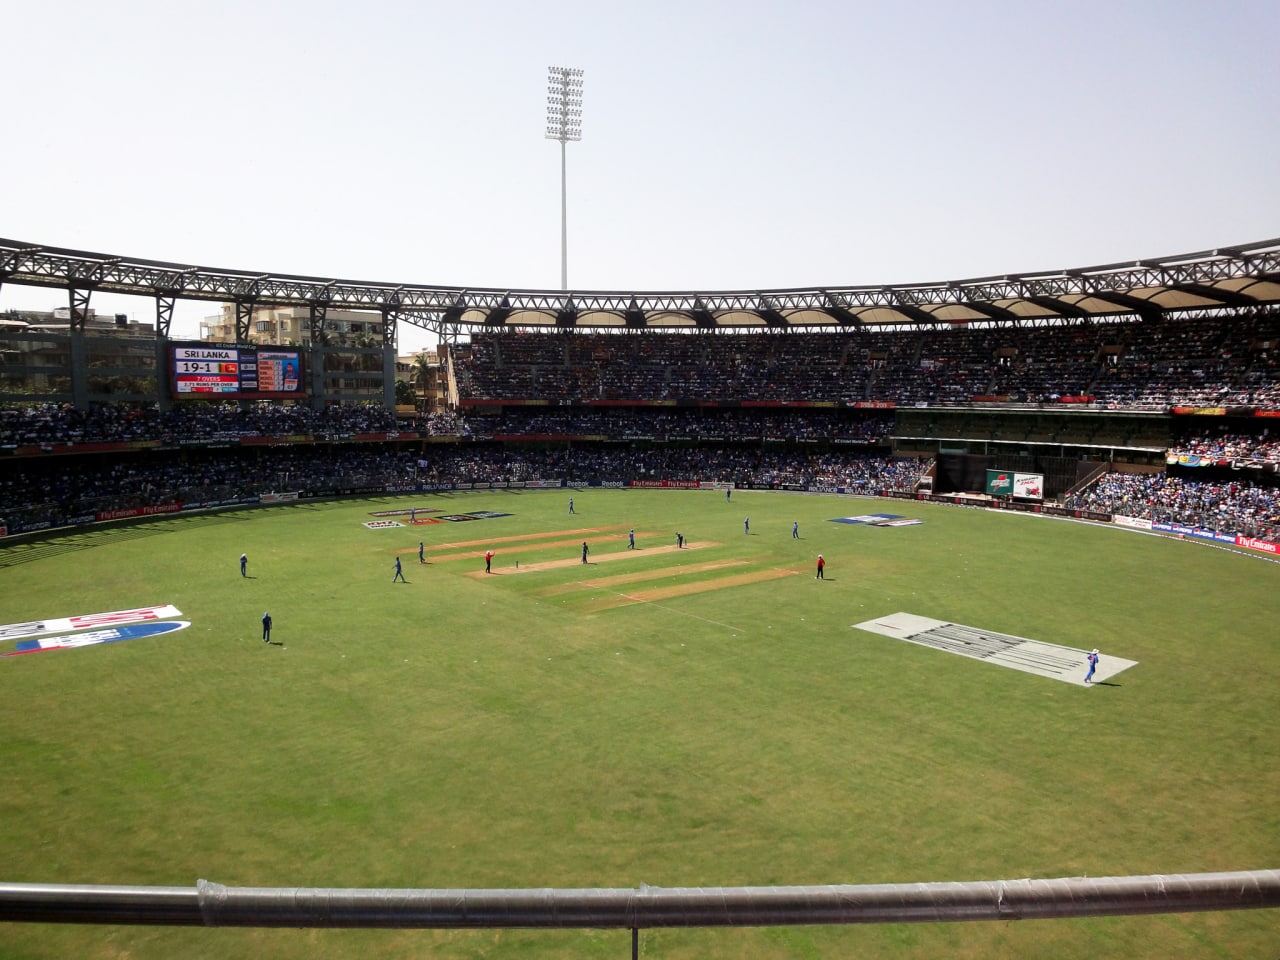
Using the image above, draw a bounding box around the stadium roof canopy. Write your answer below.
[2,236,1279,334]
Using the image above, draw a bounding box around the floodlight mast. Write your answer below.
[546,65,583,291]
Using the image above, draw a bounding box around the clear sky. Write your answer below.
[2,0,1277,354]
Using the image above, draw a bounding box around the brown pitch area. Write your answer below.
[582,567,802,610]
[462,540,719,576]
[434,528,636,563]
[537,557,749,593]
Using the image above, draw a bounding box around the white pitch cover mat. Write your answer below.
[852,612,1137,686]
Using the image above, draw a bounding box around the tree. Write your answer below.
[354,332,379,372]
[394,378,415,406]
[412,352,434,413]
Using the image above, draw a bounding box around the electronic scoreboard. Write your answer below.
[170,343,304,399]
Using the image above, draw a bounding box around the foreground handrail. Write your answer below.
[0,871,1277,928]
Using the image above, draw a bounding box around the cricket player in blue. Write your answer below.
[1085,648,1099,683]
[792,521,799,538]
[628,529,635,549]
[393,556,406,582]
[418,541,425,564]
[240,553,247,577]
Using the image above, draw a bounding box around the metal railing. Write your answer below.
[2,870,1277,929]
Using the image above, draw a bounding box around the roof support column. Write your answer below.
[154,295,175,412]
[68,287,90,333]
[154,294,175,340]
[235,301,254,343]
[381,300,400,410]
[307,301,329,410]
[309,302,328,345]
[67,287,90,409]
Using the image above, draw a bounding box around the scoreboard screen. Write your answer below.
[170,343,304,399]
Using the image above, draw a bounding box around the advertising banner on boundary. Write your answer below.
[985,470,1043,500]
[985,470,1014,496]
[991,498,1043,514]
[97,503,182,523]
[1152,522,1238,544]
[1013,473,1044,500]
[1236,536,1279,554]
[1113,515,1154,530]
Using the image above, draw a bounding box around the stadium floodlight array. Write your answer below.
[545,66,584,142]
[546,66,585,290]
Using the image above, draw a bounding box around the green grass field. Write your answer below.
[1,488,1277,959]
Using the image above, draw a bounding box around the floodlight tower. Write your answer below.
[546,66,584,291]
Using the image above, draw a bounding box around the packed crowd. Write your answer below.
[1167,428,1280,463]
[1065,472,1280,539]
[461,409,893,442]
[0,446,922,532]
[414,446,917,490]
[453,311,1280,408]
[0,403,403,445]
[5,427,1278,540]
[0,403,893,446]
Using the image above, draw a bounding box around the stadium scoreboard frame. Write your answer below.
[169,342,304,400]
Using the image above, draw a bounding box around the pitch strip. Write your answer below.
[852,612,1137,686]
